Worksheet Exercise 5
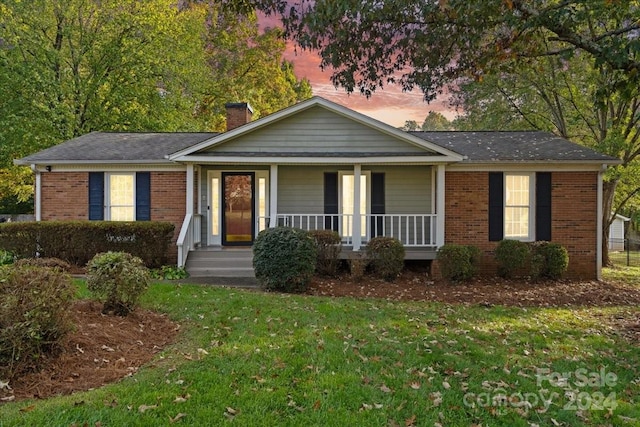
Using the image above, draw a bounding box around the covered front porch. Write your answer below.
[177,163,446,268]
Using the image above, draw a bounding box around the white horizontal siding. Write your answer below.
[208,106,430,154]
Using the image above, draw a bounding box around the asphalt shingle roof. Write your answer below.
[17,132,219,163]
[16,130,618,164]
[411,131,617,162]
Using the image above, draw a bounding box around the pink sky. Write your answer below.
[283,45,457,127]
[259,13,456,128]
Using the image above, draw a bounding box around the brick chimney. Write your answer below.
[225,102,253,131]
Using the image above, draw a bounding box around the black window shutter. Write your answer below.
[371,173,385,237]
[536,172,552,241]
[136,172,151,221]
[488,172,504,241]
[88,172,104,220]
[324,172,339,231]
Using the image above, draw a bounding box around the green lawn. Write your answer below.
[1,272,639,426]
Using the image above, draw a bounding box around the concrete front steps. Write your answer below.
[185,247,255,278]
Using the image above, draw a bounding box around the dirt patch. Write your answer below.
[1,300,178,402]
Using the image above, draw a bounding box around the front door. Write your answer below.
[222,172,255,246]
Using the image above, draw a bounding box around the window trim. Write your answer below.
[105,172,136,221]
[503,172,535,241]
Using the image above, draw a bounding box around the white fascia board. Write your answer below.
[167,96,465,161]
[447,162,614,172]
[172,155,460,165]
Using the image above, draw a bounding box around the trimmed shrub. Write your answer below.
[495,239,531,278]
[366,237,405,282]
[308,229,342,277]
[253,227,317,293]
[436,244,482,282]
[530,242,569,280]
[0,221,174,268]
[0,265,75,379]
[15,257,72,272]
[86,252,151,316]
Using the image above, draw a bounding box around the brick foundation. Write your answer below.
[444,171,599,280]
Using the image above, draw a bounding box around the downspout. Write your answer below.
[31,164,41,221]
[596,167,604,281]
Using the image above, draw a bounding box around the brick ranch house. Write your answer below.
[16,97,619,279]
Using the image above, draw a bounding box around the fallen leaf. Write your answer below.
[380,384,392,393]
[20,404,36,412]
[313,400,321,410]
[442,381,451,389]
[410,382,421,390]
[169,413,187,423]
[138,404,158,413]
[405,414,417,426]
[101,345,115,352]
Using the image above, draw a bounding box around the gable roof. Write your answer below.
[168,97,464,161]
[15,132,219,165]
[412,131,618,163]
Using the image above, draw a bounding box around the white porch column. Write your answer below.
[186,164,194,216]
[353,164,362,251]
[32,165,41,221]
[269,164,278,227]
[436,164,446,248]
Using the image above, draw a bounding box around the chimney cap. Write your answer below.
[225,102,254,114]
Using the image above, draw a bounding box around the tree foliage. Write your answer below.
[228,0,639,101]
[0,0,312,209]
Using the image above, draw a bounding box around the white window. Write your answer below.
[341,173,369,238]
[106,173,135,221]
[504,173,534,240]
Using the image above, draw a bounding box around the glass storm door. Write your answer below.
[222,172,255,245]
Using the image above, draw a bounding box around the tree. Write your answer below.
[0,0,312,210]
[190,4,312,130]
[421,111,453,131]
[400,120,419,131]
[228,0,639,100]
[0,0,209,208]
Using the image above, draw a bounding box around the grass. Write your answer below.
[1,273,639,426]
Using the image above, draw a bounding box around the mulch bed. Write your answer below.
[2,274,639,403]
[1,300,178,403]
[307,272,640,307]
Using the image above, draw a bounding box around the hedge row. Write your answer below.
[0,221,174,268]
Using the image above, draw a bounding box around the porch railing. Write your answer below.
[177,213,202,267]
[275,213,437,247]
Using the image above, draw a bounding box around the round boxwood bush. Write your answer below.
[86,251,151,316]
[436,244,482,282]
[253,227,317,292]
[530,242,569,280]
[366,236,405,281]
[495,239,531,278]
[308,229,342,277]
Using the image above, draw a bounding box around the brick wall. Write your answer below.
[41,171,186,264]
[444,171,599,279]
[150,171,186,263]
[41,172,89,220]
